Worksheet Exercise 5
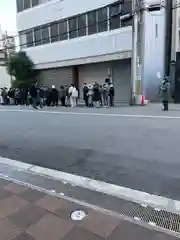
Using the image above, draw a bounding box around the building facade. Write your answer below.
[16,0,165,102]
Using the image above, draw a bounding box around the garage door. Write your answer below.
[79,62,110,98]
[112,59,131,103]
[39,67,73,89]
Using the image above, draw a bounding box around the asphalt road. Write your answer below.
[0,105,180,200]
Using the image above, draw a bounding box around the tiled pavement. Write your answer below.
[0,179,178,240]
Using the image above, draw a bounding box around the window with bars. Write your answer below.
[77,14,86,37]
[26,30,34,47]
[41,25,50,44]
[109,2,121,30]
[50,22,59,42]
[69,17,78,39]
[97,7,108,33]
[34,27,41,46]
[59,20,68,40]
[87,10,97,35]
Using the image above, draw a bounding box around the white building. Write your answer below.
[0,27,12,89]
[16,0,165,102]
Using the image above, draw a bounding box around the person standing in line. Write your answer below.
[83,82,89,107]
[108,82,115,107]
[103,83,109,107]
[51,85,59,106]
[159,76,170,111]
[59,85,66,106]
[64,85,70,107]
[99,85,103,107]
[30,83,38,109]
[69,84,78,107]
[93,82,100,107]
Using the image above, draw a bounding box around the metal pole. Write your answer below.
[131,0,142,105]
[164,0,173,77]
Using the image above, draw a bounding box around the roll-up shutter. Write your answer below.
[112,59,131,103]
[79,62,110,98]
[39,67,73,89]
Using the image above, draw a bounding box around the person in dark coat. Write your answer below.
[30,84,38,109]
[83,82,89,107]
[59,85,66,106]
[93,83,100,107]
[51,85,59,106]
[159,76,170,111]
[108,82,115,107]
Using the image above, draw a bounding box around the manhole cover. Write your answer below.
[71,210,86,221]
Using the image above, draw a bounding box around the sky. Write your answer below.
[0,0,17,34]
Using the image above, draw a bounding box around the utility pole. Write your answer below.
[131,0,143,105]
[164,0,173,77]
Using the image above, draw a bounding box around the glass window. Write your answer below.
[59,20,68,40]
[77,14,86,37]
[97,7,108,33]
[26,30,34,47]
[110,2,121,30]
[121,18,132,27]
[87,10,97,35]
[122,1,132,14]
[41,25,50,44]
[23,0,31,9]
[69,17,77,39]
[19,31,26,49]
[50,22,59,42]
[16,0,24,12]
[32,0,39,7]
[34,27,42,46]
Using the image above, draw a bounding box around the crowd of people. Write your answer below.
[0,81,115,109]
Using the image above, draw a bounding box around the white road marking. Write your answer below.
[0,108,180,119]
[0,156,179,214]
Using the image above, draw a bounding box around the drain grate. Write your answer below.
[0,166,180,234]
[109,198,180,233]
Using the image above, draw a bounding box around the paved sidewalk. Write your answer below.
[0,179,178,240]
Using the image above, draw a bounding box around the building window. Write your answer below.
[77,14,86,37]
[34,27,42,46]
[50,22,59,42]
[23,0,31,10]
[59,20,68,40]
[109,2,121,30]
[32,0,39,7]
[121,0,132,27]
[19,31,27,49]
[87,10,97,35]
[97,7,108,33]
[26,30,34,47]
[69,17,78,39]
[16,0,24,12]
[41,25,50,44]
[122,0,132,14]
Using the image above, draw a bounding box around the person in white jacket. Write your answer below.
[69,84,78,107]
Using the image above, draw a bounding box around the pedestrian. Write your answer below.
[69,84,78,107]
[108,82,115,107]
[30,83,38,109]
[51,85,59,106]
[93,83,100,107]
[59,85,66,106]
[99,85,103,107]
[103,83,109,107]
[83,82,89,107]
[159,76,170,111]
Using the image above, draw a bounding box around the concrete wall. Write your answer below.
[24,27,132,69]
[143,10,165,100]
[0,67,11,88]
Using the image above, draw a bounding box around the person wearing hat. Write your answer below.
[159,76,170,111]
